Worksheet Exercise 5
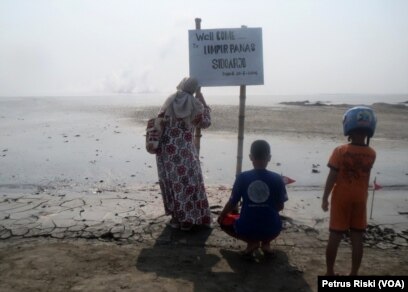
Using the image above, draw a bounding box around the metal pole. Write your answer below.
[235,26,247,176]
[194,18,202,156]
[235,85,246,176]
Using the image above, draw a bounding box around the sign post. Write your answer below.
[236,25,249,176]
[236,81,246,176]
[189,22,264,176]
[194,18,203,156]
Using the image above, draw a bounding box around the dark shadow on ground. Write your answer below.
[136,225,312,292]
[220,248,313,292]
[136,225,221,291]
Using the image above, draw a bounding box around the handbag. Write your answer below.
[145,117,164,154]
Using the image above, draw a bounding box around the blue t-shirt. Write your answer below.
[229,169,288,240]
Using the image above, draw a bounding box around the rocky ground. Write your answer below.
[1,185,407,292]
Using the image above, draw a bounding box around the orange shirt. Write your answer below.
[328,144,376,203]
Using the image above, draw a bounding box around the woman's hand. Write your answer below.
[195,92,208,107]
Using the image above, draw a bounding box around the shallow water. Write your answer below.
[0,96,407,229]
[1,96,407,187]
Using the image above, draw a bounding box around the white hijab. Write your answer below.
[159,77,204,126]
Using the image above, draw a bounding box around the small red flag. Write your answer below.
[282,176,296,185]
[374,182,382,190]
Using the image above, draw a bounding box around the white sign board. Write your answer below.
[189,28,264,87]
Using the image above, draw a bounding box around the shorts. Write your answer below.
[330,198,367,232]
[220,213,279,242]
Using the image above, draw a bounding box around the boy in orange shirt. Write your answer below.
[322,106,377,276]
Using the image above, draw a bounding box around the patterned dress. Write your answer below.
[156,107,212,225]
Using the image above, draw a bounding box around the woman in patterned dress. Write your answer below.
[156,77,212,231]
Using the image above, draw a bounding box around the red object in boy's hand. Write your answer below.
[221,213,240,226]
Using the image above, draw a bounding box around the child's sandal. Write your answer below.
[262,249,276,259]
[240,250,255,260]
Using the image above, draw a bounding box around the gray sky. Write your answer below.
[1,0,407,96]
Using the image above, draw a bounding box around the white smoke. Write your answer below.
[103,69,155,94]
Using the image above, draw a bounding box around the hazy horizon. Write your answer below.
[1,0,407,96]
[1,92,407,107]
